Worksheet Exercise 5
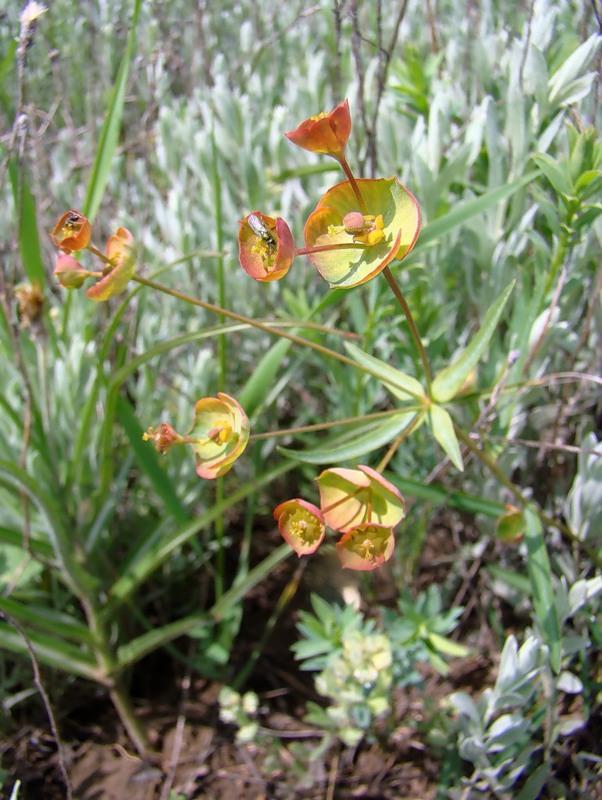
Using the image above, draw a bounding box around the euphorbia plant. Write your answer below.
[234,100,523,571]
[45,95,559,760]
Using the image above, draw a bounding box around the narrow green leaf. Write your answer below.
[0,596,93,644]
[104,461,295,613]
[83,0,142,220]
[389,476,506,517]
[0,622,98,682]
[0,525,54,562]
[428,405,464,471]
[531,153,572,196]
[486,564,531,595]
[9,160,45,287]
[345,343,425,401]
[239,338,290,416]
[211,543,292,622]
[524,506,562,673]
[117,613,209,670]
[416,173,539,249]
[431,280,515,403]
[428,632,470,658]
[279,412,420,465]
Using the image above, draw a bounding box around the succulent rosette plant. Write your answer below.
[304,177,421,288]
[238,212,295,282]
[273,498,326,557]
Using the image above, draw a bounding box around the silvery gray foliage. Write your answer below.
[564,433,602,542]
[449,565,602,800]
[450,635,545,797]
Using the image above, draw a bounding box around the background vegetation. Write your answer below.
[0,0,601,797]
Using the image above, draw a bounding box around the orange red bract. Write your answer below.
[284,99,351,160]
[238,212,295,282]
[50,210,91,254]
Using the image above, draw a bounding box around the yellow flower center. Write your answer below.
[328,212,386,247]
[206,421,233,445]
[251,240,277,271]
[350,526,388,563]
[290,519,309,541]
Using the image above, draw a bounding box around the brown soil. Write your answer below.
[1,515,599,799]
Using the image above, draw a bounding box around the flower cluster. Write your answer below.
[50,210,251,481]
[51,99,418,570]
[50,210,137,301]
[143,393,250,480]
[238,99,421,288]
[274,465,405,571]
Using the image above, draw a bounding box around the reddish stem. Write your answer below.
[295,242,366,256]
[338,155,368,213]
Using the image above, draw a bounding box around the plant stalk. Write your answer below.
[382,266,433,393]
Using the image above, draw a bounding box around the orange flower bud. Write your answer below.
[285,99,351,160]
[142,423,182,455]
[53,253,92,289]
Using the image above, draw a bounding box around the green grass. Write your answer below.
[0,0,600,795]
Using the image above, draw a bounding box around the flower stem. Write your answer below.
[454,425,598,561]
[132,274,407,387]
[249,406,422,440]
[86,243,113,266]
[295,242,366,256]
[338,155,368,213]
[375,411,426,473]
[382,266,433,394]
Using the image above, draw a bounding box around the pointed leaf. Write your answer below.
[83,0,142,220]
[429,405,464,471]
[345,343,425,402]
[432,281,515,403]
[524,507,562,673]
[279,411,420,465]
[416,173,539,250]
[531,153,572,196]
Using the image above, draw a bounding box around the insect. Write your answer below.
[65,211,82,228]
[248,213,276,248]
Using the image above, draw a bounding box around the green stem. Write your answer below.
[132,275,379,379]
[211,128,226,599]
[81,596,151,755]
[295,242,366,256]
[382,266,433,393]
[338,155,368,213]
[249,405,422,440]
[455,426,525,505]
[455,425,596,560]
